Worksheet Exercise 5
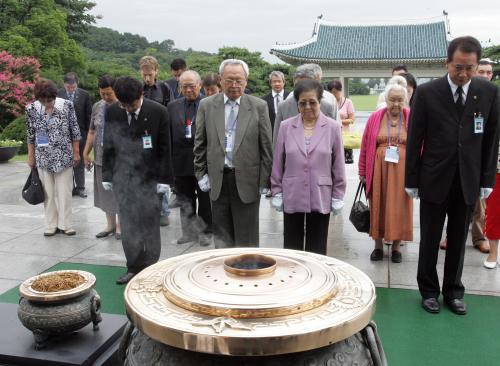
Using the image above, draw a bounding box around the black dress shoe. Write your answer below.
[370,249,383,261]
[177,236,196,245]
[391,250,402,263]
[421,297,440,314]
[116,272,136,285]
[76,190,87,198]
[445,298,467,315]
[96,229,115,238]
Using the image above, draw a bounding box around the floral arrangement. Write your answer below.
[0,139,23,147]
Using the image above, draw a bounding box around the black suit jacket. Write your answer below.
[102,98,173,187]
[168,96,201,176]
[262,90,290,131]
[57,88,92,134]
[166,78,182,100]
[406,75,499,205]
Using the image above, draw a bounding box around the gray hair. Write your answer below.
[294,63,323,81]
[384,83,408,103]
[268,70,285,82]
[219,59,249,78]
[179,69,201,84]
[386,75,407,88]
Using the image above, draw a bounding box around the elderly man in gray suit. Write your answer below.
[273,64,339,145]
[194,59,273,248]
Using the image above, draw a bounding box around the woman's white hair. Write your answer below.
[219,59,250,78]
[384,82,408,104]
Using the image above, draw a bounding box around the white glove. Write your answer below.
[405,188,419,199]
[331,198,344,216]
[480,187,493,199]
[102,182,113,191]
[271,193,283,212]
[260,188,270,195]
[157,184,170,196]
[198,174,211,192]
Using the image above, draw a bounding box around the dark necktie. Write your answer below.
[455,86,464,116]
[129,112,137,126]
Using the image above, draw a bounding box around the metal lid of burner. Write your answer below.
[124,248,376,356]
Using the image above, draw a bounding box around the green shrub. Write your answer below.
[0,116,27,154]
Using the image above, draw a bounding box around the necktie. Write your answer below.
[129,112,137,126]
[226,101,237,163]
[455,86,464,116]
[69,93,74,102]
[274,94,281,113]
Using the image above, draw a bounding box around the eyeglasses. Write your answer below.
[118,101,138,110]
[452,64,478,72]
[180,84,199,90]
[222,79,246,86]
[298,100,318,109]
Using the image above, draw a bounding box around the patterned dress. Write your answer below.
[26,98,81,172]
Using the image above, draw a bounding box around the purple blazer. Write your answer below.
[271,112,346,214]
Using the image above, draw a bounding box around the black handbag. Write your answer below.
[22,168,45,205]
[349,181,370,233]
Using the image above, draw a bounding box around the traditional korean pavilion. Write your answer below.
[270,19,449,93]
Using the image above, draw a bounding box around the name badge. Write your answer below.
[385,146,399,163]
[185,121,192,139]
[474,116,484,134]
[225,133,233,153]
[36,134,49,147]
[142,135,153,149]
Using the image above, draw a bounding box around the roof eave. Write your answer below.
[270,51,446,64]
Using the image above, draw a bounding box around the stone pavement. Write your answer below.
[0,115,499,297]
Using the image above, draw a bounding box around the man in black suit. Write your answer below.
[406,36,499,315]
[57,72,92,198]
[261,70,289,135]
[102,77,173,284]
[166,58,187,100]
[168,70,212,246]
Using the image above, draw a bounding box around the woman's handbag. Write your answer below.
[22,168,45,205]
[342,131,362,149]
[349,181,370,233]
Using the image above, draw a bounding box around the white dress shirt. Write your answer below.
[272,90,284,113]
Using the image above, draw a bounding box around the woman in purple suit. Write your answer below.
[271,79,346,255]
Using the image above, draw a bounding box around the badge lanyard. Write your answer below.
[385,112,402,164]
[184,100,198,139]
[36,105,51,147]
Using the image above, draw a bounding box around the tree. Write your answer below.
[54,0,100,42]
[0,51,40,129]
[348,79,369,95]
[0,0,85,77]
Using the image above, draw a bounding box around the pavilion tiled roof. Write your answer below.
[271,20,448,63]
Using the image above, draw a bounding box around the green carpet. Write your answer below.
[1,263,499,365]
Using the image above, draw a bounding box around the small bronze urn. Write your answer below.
[18,270,102,349]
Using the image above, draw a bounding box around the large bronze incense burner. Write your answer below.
[122,248,387,365]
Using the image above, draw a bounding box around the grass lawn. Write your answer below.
[350,94,378,112]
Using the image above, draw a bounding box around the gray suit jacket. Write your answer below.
[193,93,273,203]
[273,95,337,146]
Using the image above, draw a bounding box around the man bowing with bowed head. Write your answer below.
[405,36,499,315]
[102,76,173,285]
[194,59,273,248]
